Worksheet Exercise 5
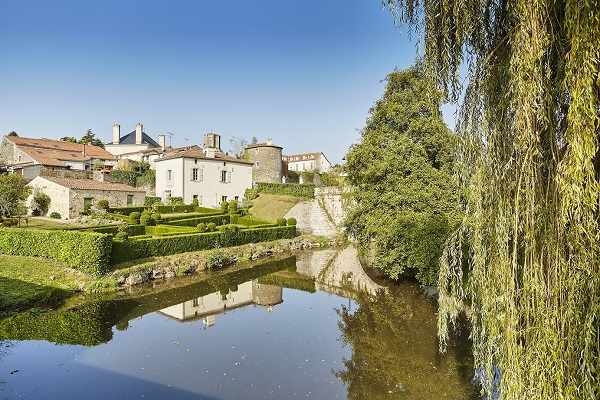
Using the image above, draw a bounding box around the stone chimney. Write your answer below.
[158,134,166,151]
[112,122,120,144]
[135,123,143,145]
[203,133,221,151]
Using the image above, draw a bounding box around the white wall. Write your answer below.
[27,177,71,219]
[105,143,152,156]
[155,157,253,208]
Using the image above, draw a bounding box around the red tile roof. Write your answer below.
[156,145,254,165]
[7,136,114,167]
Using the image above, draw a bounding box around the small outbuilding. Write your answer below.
[27,176,145,219]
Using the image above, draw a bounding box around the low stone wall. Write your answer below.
[314,186,346,227]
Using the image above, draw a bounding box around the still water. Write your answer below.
[0,247,475,400]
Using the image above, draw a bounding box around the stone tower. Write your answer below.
[244,139,283,183]
[252,282,283,307]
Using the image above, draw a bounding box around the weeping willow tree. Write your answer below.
[382,1,599,399]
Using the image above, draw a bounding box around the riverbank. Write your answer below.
[0,234,337,316]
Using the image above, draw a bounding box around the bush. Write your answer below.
[196,223,207,233]
[191,197,199,208]
[206,250,236,269]
[228,200,238,214]
[31,191,51,216]
[96,199,109,211]
[1,218,18,227]
[276,218,287,226]
[207,223,217,232]
[110,206,146,215]
[287,217,297,226]
[218,224,240,233]
[256,182,315,198]
[151,212,161,222]
[114,232,129,241]
[128,211,141,224]
[220,200,229,213]
[111,225,297,263]
[144,196,161,206]
[139,211,154,226]
[170,196,183,206]
[49,212,61,219]
[0,228,112,274]
[230,214,239,224]
[165,214,230,227]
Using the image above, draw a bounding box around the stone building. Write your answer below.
[283,152,332,173]
[244,139,283,183]
[27,176,145,219]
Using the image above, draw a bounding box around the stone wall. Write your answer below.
[69,189,145,219]
[244,146,283,183]
[314,187,346,227]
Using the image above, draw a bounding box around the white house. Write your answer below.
[154,143,253,208]
[283,152,332,173]
[104,122,168,168]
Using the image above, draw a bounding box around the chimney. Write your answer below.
[158,134,166,151]
[135,123,143,145]
[82,143,87,157]
[112,122,120,144]
[267,138,273,145]
[203,133,221,151]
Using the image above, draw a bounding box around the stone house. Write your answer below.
[154,134,253,208]
[27,176,145,219]
[283,152,332,173]
[0,134,115,180]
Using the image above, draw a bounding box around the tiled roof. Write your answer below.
[7,136,114,167]
[245,142,283,150]
[156,145,254,165]
[116,131,160,147]
[41,176,145,192]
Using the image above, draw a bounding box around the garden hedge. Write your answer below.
[165,214,230,227]
[145,225,197,236]
[256,182,315,198]
[111,225,297,264]
[81,224,146,236]
[0,228,112,275]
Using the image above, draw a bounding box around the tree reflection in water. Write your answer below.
[336,283,476,400]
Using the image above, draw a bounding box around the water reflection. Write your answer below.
[0,246,475,399]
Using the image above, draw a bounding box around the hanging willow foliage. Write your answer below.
[383,1,599,399]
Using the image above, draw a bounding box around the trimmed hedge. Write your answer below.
[80,224,145,237]
[112,225,297,264]
[238,215,270,226]
[108,206,146,215]
[145,225,197,236]
[0,228,112,275]
[256,182,315,198]
[159,212,218,221]
[165,214,230,227]
[144,196,161,206]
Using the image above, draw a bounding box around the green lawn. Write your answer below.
[0,255,93,315]
[249,194,302,222]
[14,217,82,230]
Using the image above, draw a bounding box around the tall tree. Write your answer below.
[344,64,459,286]
[60,136,77,143]
[79,129,104,148]
[0,174,30,219]
[384,1,600,399]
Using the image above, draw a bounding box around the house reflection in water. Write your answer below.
[158,280,283,326]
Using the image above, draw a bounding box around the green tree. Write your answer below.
[385,1,600,399]
[344,64,459,285]
[0,174,31,219]
[59,136,77,143]
[79,129,104,148]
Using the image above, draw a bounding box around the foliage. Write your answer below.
[79,129,104,148]
[228,199,238,214]
[128,211,141,224]
[110,170,138,187]
[135,168,155,188]
[385,1,600,399]
[111,226,297,263]
[244,188,259,201]
[0,174,30,219]
[207,223,216,232]
[220,200,229,213]
[139,211,154,226]
[0,228,112,274]
[30,191,51,216]
[276,218,287,226]
[49,212,61,219]
[317,172,343,187]
[96,199,109,211]
[169,196,183,206]
[344,65,459,286]
[300,171,315,184]
[151,212,161,222]
[191,197,199,207]
[144,196,161,206]
[206,250,236,269]
[256,182,315,198]
[287,217,297,226]
[196,223,207,233]
[165,214,230,227]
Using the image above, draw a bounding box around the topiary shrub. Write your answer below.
[228,200,238,214]
[128,211,141,224]
[196,223,207,233]
[207,222,217,232]
[144,196,161,206]
[230,214,239,224]
[114,224,129,241]
[151,212,161,223]
[31,191,51,216]
[151,202,161,212]
[170,196,183,206]
[96,199,109,211]
[287,217,297,226]
[49,212,61,219]
[276,218,287,226]
[191,197,199,208]
[220,200,229,213]
[139,211,154,226]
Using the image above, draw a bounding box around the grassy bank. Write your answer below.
[249,194,302,222]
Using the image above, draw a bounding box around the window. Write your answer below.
[255,161,260,167]
[192,168,198,181]
[221,195,227,203]
[221,170,228,183]
[167,170,172,181]
[192,298,199,307]
[127,195,134,206]
[234,196,239,201]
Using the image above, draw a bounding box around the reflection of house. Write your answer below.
[0,134,115,180]
[104,122,168,168]
[154,133,253,207]
[283,152,331,173]
[26,176,145,219]
[159,281,283,324]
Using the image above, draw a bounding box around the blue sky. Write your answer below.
[0,0,454,163]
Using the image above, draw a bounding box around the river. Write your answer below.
[0,247,475,399]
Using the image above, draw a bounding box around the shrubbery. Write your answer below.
[49,212,61,219]
[139,211,155,226]
[96,199,109,211]
[144,196,161,206]
[220,200,229,213]
[256,182,315,198]
[196,223,207,232]
[170,196,183,205]
[165,214,230,227]
[0,228,112,274]
[31,191,51,216]
[128,211,141,224]
[276,218,287,226]
[287,217,297,226]
[206,250,236,269]
[228,200,238,214]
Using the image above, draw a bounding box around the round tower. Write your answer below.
[244,139,283,183]
[252,282,283,307]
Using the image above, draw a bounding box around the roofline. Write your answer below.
[33,176,145,192]
[283,152,331,165]
[154,155,254,166]
[245,143,283,150]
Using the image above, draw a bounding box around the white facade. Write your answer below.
[155,156,253,208]
[284,152,332,173]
